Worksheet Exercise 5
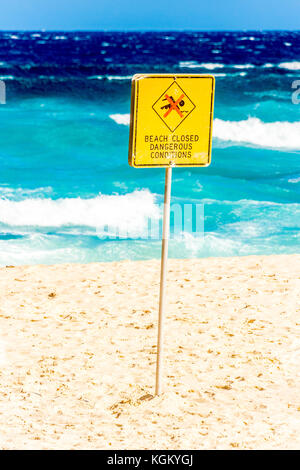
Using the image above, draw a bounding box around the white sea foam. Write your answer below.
[110,113,130,125]
[0,191,160,235]
[213,118,300,149]
[175,232,249,257]
[179,61,224,69]
[233,64,254,69]
[200,63,224,69]
[278,62,300,70]
[178,61,198,68]
[0,186,53,200]
[288,177,300,183]
[109,114,300,150]
[107,75,132,80]
[89,75,132,81]
[197,63,224,70]
[179,61,300,71]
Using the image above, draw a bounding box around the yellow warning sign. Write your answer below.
[128,74,215,168]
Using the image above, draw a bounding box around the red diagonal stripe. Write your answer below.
[163,93,184,118]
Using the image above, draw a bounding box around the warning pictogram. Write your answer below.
[152,81,195,132]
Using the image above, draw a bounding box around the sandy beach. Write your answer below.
[0,254,300,449]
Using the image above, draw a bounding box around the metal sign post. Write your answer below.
[128,73,215,395]
[155,167,172,395]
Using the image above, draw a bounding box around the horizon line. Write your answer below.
[0,28,299,33]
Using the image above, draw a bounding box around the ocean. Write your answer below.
[0,30,299,265]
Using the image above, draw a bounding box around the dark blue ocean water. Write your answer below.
[0,31,300,264]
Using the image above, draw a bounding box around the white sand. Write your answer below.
[0,254,300,449]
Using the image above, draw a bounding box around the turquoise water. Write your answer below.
[0,31,300,264]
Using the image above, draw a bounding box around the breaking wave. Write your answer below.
[213,118,300,149]
[0,190,160,234]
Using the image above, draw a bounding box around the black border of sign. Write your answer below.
[128,74,215,168]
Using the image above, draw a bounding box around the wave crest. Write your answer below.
[278,62,300,71]
[0,190,160,234]
[110,113,130,125]
[213,118,300,149]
